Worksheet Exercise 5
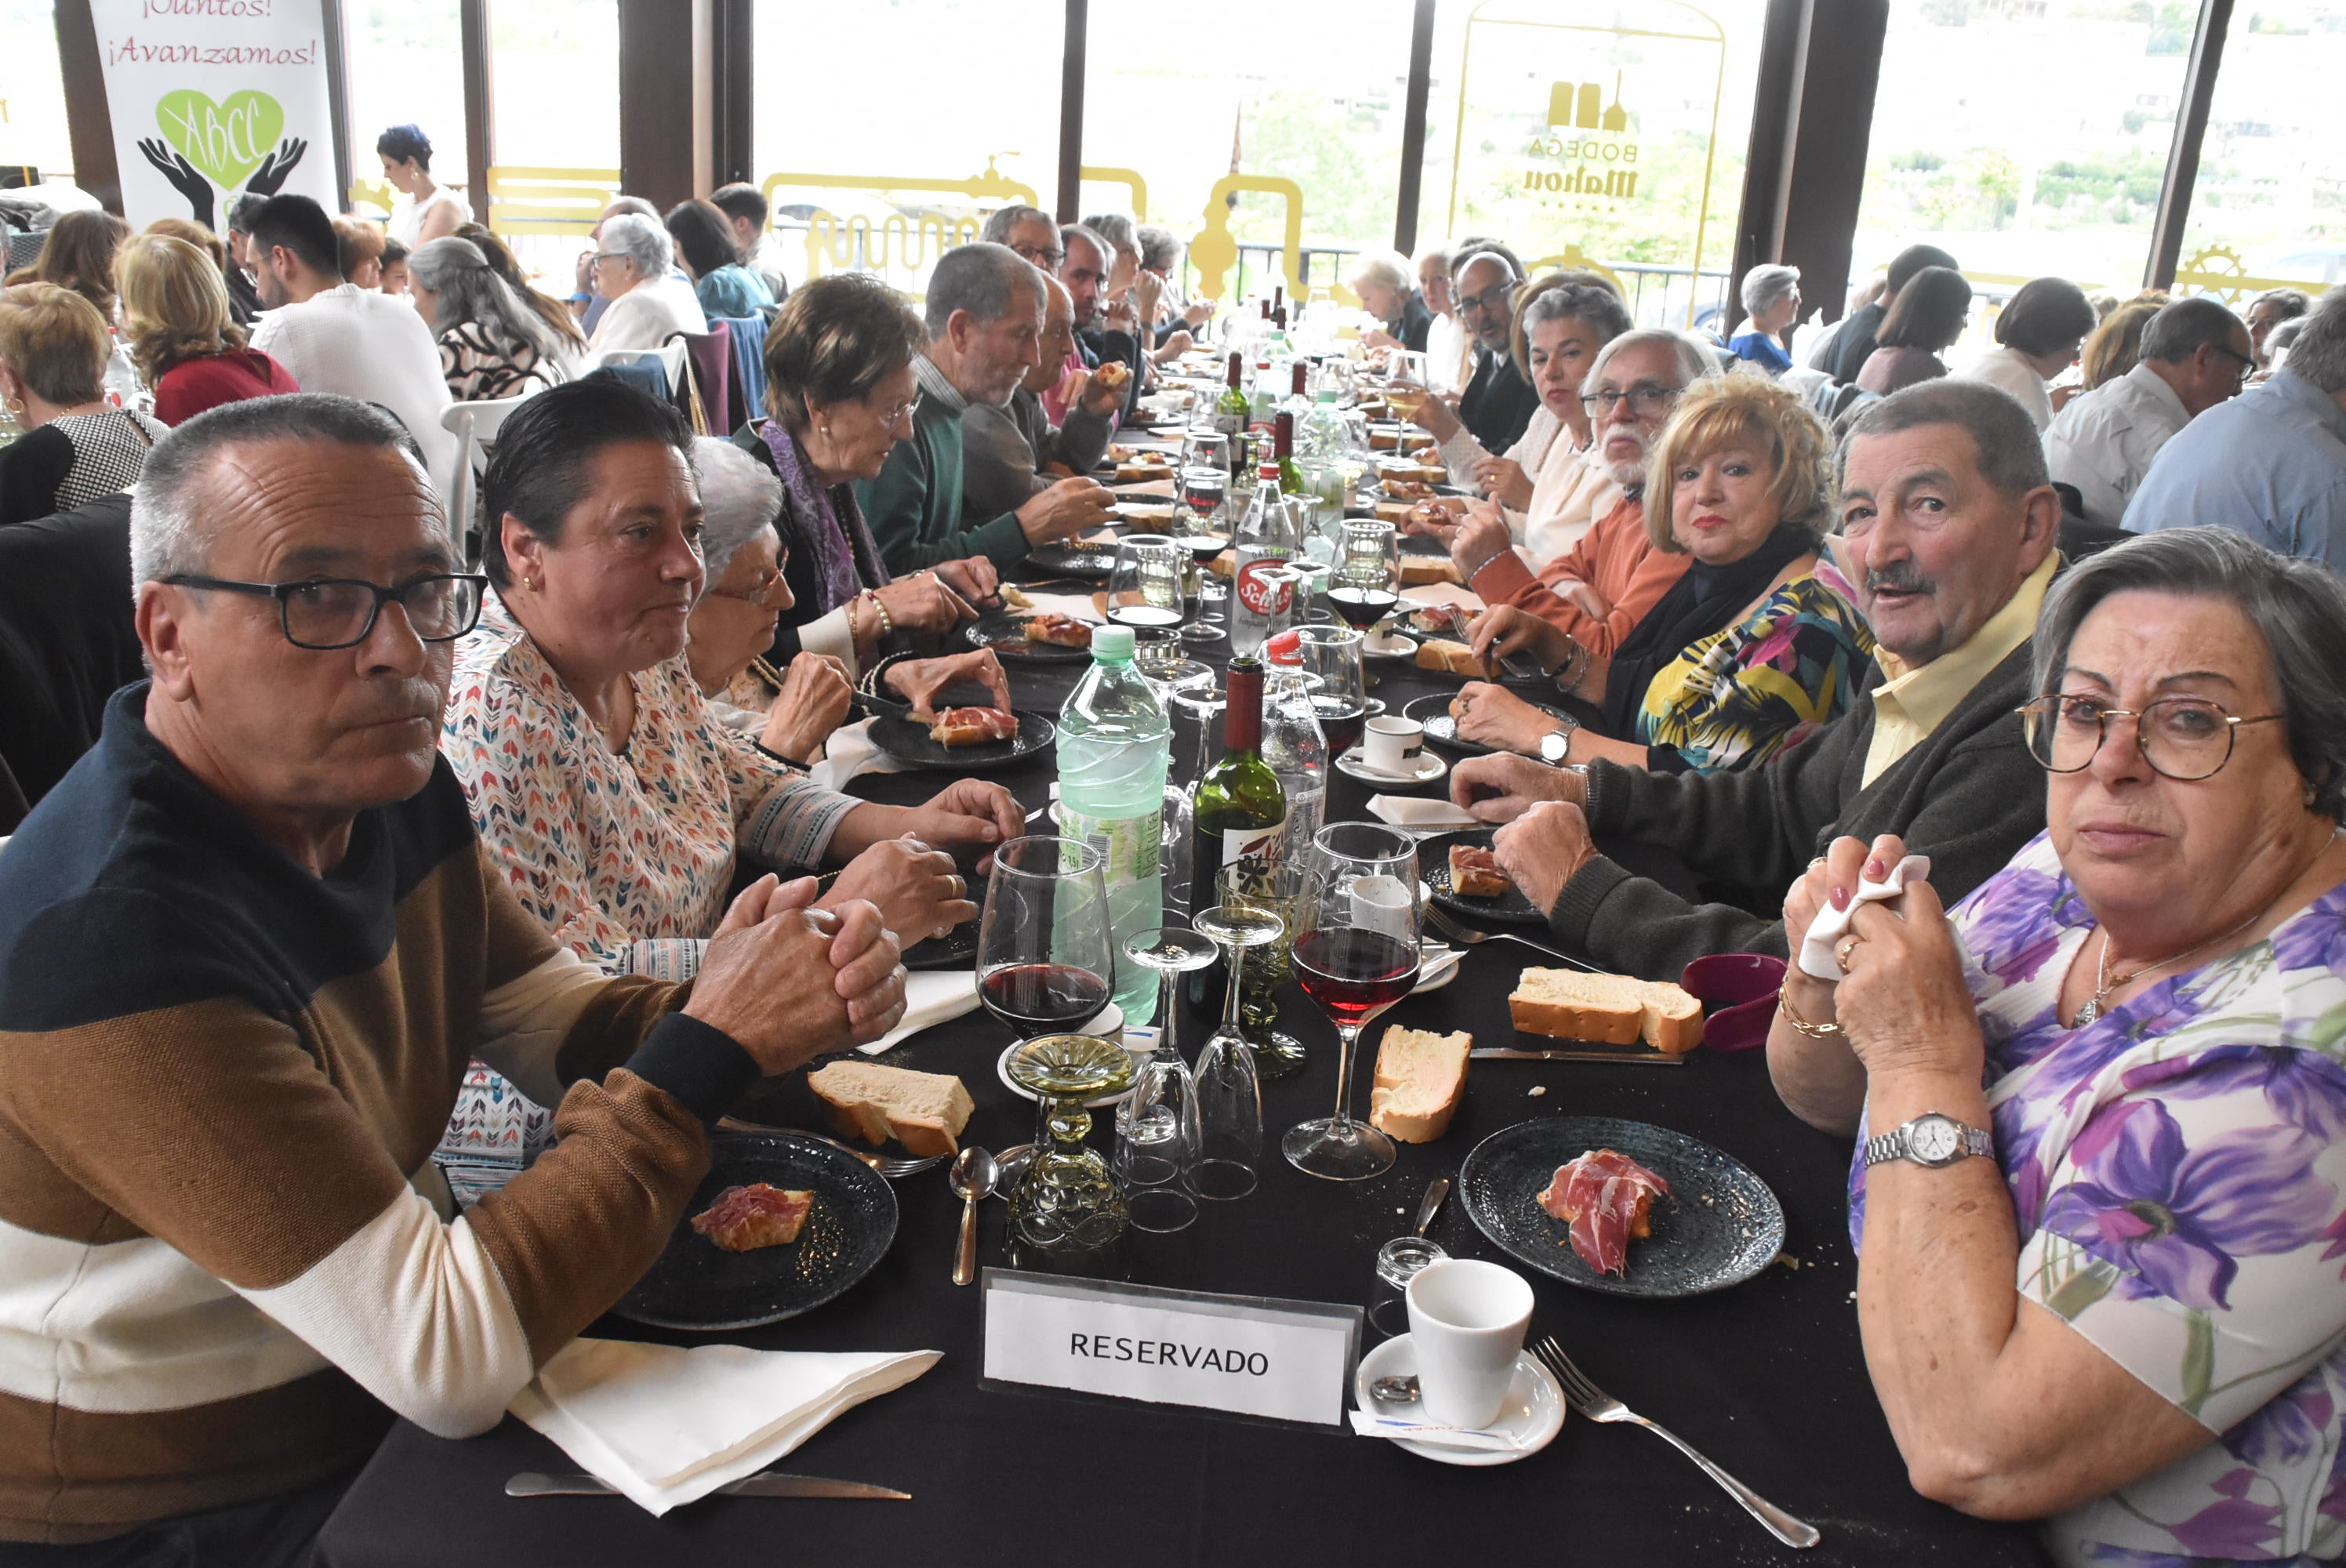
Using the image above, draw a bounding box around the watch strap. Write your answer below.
[1862,1115,1994,1169]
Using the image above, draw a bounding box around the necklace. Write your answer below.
[2072,906,2268,1027]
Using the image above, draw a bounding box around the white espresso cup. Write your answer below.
[1360,715,1425,775]
[1405,1258,1534,1429]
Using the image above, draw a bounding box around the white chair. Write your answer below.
[580,342,688,397]
[440,394,536,560]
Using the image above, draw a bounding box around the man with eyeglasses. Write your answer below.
[0,394,906,1558]
[961,270,1125,518]
[1444,247,1542,452]
[2043,296,2253,535]
[1450,379,2063,983]
[2123,285,2346,568]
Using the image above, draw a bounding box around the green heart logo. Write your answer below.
[154,89,284,191]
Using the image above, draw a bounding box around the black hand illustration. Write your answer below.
[137,137,213,230]
[245,137,307,199]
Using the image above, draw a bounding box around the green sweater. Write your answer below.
[855,394,1031,573]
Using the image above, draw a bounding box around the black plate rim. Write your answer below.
[866,707,1058,771]
[1458,1116,1786,1299]
[1025,543,1118,579]
[963,613,1093,661]
[613,1129,899,1331]
[1401,692,1571,756]
[1416,827,1544,924]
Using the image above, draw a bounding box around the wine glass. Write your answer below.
[1216,857,1308,1081]
[1181,428,1231,477]
[1283,823,1422,1181]
[1114,927,1219,1233]
[1189,901,1284,1200]
[978,837,1116,1042]
[1329,519,1402,632]
[1229,562,1304,659]
[1106,535,1187,633]
[1294,625,1368,759]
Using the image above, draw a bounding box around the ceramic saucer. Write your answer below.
[1336,750,1448,787]
[1353,1333,1565,1467]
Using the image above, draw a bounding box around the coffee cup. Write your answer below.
[1361,715,1424,775]
[1405,1258,1533,1429]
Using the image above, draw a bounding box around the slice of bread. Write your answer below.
[1414,637,1484,676]
[1369,1025,1472,1143]
[807,1061,975,1156]
[1400,556,1462,587]
[1509,967,1704,1054]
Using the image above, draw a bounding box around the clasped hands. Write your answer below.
[685,874,906,1072]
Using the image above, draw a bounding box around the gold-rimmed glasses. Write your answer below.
[2017,694,2287,781]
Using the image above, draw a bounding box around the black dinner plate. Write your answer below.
[1399,532,1450,558]
[868,708,1056,771]
[1459,1116,1785,1298]
[1403,692,1573,755]
[1026,543,1118,579]
[614,1131,898,1330]
[963,612,1093,662]
[1417,829,1542,924]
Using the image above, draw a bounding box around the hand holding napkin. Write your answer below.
[1796,854,1930,982]
[858,969,980,1055]
[510,1338,939,1515]
[1368,795,1481,831]
[808,717,913,792]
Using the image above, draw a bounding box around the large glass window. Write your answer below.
[753,0,1061,299]
[488,0,619,292]
[1418,0,1767,329]
[2174,0,2346,304]
[0,3,72,182]
[343,2,469,211]
[1852,0,2194,328]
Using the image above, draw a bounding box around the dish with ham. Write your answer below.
[1537,1149,1672,1276]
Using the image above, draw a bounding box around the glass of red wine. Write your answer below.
[1329,518,1403,632]
[1283,822,1422,1181]
[978,836,1116,1042]
[1293,624,1369,757]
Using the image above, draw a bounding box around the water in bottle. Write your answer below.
[1057,625,1174,1023]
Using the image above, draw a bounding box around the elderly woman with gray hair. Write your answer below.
[586,211,706,353]
[1729,264,1801,376]
[1352,249,1433,354]
[1770,527,2346,1566]
[407,235,579,400]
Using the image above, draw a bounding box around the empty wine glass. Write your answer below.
[1189,901,1283,1200]
[1283,823,1422,1181]
[978,837,1116,1043]
[1106,535,1187,632]
[1113,927,1219,1233]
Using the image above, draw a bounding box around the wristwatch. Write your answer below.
[1862,1112,1993,1170]
[1536,716,1581,765]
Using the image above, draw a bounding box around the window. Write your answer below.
[0,2,72,181]
[1418,0,1767,329]
[343,1,470,210]
[488,0,619,290]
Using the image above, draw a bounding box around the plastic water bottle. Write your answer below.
[1058,625,1173,1023]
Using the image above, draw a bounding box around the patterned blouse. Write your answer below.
[442,598,859,980]
[1632,565,1875,773]
[1849,832,2346,1566]
[437,323,569,403]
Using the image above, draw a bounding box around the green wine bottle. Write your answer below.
[1189,657,1287,920]
[1273,410,1305,496]
[1213,351,1249,447]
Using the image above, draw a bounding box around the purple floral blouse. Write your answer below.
[1849,831,2346,1566]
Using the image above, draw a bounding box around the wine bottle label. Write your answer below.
[1235,561,1295,618]
[1218,811,1287,868]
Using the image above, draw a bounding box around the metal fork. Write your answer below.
[715,1119,946,1180]
[1532,1337,1820,1550]
[1420,905,1596,971]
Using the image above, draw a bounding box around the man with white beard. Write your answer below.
[1445,328,1713,661]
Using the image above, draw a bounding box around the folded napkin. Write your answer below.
[1796,854,1930,982]
[1368,794,1480,831]
[808,717,913,792]
[1347,1407,1537,1454]
[1415,944,1464,990]
[510,1338,939,1515]
[859,968,979,1055]
[1017,590,1104,624]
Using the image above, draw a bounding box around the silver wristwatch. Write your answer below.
[1862,1112,1993,1170]
[1537,717,1580,765]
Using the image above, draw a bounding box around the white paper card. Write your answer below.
[981,1269,1360,1427]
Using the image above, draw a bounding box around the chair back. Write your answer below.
[0,494,139,828]
[714,314,768,430]
[581,342,688,400]
[440,392,536,563]
[668,325,733,436]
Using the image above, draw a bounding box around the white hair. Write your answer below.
[599,212,672,278]
[1348,249,1413,297]
[691,437,782,582]
[1586,327,1722,394]
[2286,286,2346,394]
[1741,264,1801,316]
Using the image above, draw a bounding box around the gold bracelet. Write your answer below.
[844,595,864,647]
[1778,988,1847,1039]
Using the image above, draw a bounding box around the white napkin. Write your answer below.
[859,968,980,1055]
[1368,795,1480,831]
[510,1338,939,1515]
[1796,853,1930,982]
[1017,591,1105,624]
[808,717,913,792]
[1347,1407,1536,1453]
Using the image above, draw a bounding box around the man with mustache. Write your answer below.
[1450,379,2061,981]
[0,395,908,1557]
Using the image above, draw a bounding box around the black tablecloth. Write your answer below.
[316,614,2049,1568]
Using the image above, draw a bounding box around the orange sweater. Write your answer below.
[1467,493,1690,656]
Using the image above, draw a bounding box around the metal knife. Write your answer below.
[1412,1175,1452,1236]
[505,1471,910,1501]
[1469,1047,1687,1066]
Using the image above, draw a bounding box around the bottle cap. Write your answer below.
[1091,624,1135,661]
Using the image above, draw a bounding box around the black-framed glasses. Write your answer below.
[165,572,488,650]
[1455,281,1513,317]
[1582,383,1681,418]
[2213,343,2257,384]
[1010,241,1066,270]
[2017,694,2286,781]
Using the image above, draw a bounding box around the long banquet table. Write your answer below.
[316,569,2050,1568]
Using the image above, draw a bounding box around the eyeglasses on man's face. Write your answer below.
[1011,241,1066,270]
[2018,693,2286,782]
[2213,343,2257,385]
[1455,281,1513,318]
[1582,383,1680,419]
[165,572,488,650]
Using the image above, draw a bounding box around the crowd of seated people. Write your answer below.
[9,165,2346,1568]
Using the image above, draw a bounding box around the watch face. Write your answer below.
[1910,1116,1960,1163]
[1539,731,1568,763]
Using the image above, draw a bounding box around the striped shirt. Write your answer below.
[0,687,754,1542]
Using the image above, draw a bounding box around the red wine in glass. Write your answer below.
[1326,586,1400,629]
[1293,928,1419,1029]
[981,963,1111,1037]
[1312,697,1367,757]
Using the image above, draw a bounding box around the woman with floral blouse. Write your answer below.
[1770,528,2346,1566]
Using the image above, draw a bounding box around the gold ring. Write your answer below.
[1808,857,1826,872]
[1835,933,1865,975]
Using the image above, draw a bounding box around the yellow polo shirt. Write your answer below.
[1861,551,2057,787]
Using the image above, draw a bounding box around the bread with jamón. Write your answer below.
[1448,843,1513,899]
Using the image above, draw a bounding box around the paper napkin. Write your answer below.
[510,1338,939,1515]
[859,969,980,1055]
[1796,854,1930,982]
[1347,1408,1537,1453]
[1367,795,1481,831]
[1018,590,1104,623]
[808,717,912,792]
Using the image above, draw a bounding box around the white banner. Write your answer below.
[92,0,340,233]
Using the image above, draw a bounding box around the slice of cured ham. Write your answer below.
[929,707,1020,746]
[690,1182,815,1252]
[1538,1149,1672,1276]
[1022,613,1094,648]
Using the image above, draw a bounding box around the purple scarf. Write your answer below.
[757,420,888,614]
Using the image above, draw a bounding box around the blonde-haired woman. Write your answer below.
[0,283,169,524]
[1454,373,1873,774]
[115,233,297,426]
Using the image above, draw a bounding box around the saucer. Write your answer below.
[1361,630,1418,660]
[1413,945,1462,993]
[995,1004,1132,1108]
[1336,750,1447,787]
[1353,1334,1565,1466]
